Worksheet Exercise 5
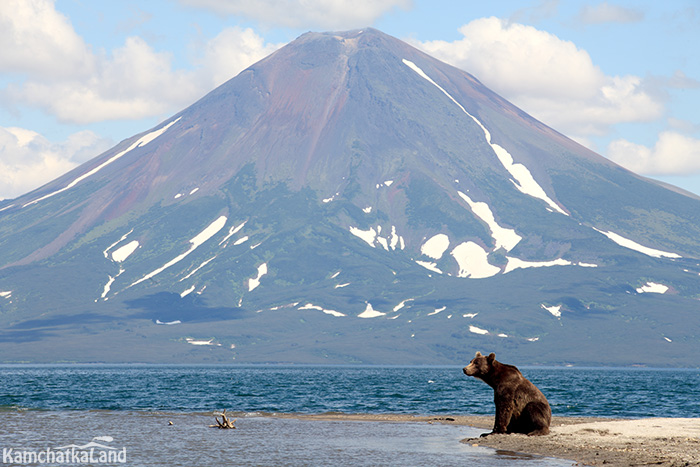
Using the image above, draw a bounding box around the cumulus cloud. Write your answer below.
[0,1,284,197]
[0,127,112,199]
[412,17,663,138]
[177,0,411,29]
[195,27,284,88]
[578,2,644,24]
[1,2,281,124]
[6,36,203,124]
[607,131,700,175]
[0,0,94,79]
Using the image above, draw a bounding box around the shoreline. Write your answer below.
[273,413,700,466]
[2,409,698,465]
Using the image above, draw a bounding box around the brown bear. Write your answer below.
[463,351,551,436]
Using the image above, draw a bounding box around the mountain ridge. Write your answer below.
[1,28,699,366]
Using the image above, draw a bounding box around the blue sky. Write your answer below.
[1,0,698,199]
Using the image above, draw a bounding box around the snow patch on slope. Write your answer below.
[103,229,134,258]
[234,236,249,246]
[389,226,400,250]
[111,240,139,262]
[101,274,116,299]
[25,118,181,207]
[636,282,669,294]
[428,306,446,316]
[402,59,566,216]
[415,260,442,274]
[181,256,217,281]
[353,221,591,278]
[99,268,124,300]
[298,303,345,317]
[220,221,247,246]
[156,320,181,325]
[358,302,385,318]
[541,304,562,318]
[350,226,377,247]
[394,299,414,311]
[593,228,681,259]
[451,241,500,278]
[130,215,227,287]
[349,225,405,251]
[181,285,196,297]
[490,143,568,215]
[504,257,572,273]
[421,233,450,259]
[186,338,218,346]
[323,192,339,203]
[457,191,521,251]
[248,263,268,291]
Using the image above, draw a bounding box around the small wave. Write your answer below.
[0,405,41,412]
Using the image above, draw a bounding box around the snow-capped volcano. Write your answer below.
[1,28,699,366]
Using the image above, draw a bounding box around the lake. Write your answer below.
[1,365,698,466]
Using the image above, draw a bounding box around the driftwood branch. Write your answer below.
[210,409,236,429]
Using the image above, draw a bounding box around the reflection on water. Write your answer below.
[0,411,571,466]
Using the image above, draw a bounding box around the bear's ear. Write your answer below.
[487,353,495,362]
[474,351,482,357]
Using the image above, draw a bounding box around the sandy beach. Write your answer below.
[280,413,700,466]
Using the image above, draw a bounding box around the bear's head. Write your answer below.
[463,351,495,378]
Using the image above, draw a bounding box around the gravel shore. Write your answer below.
[280,413,700,466]
[468,416,700,466]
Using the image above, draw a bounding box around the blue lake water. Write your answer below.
[1,365,699,466]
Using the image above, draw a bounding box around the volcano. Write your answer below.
[1,28,699,366]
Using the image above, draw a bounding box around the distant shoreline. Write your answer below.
[273,413,700,466]
[1,362,699,369]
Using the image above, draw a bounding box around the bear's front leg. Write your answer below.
[482,399,513,436]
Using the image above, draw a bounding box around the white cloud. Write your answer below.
[1,2,281,124]
[0,2,283,198]
[578,2,644,24]
[0,127,112,199]
[178,0,411,29]
[668,117,700,134]
[509,0,559,23]
[412,17,663,138]
[7,36,202,124]
[0,0,94,79]
[607,131,700,175]
[195,27,284,88]
[664,70,700,90]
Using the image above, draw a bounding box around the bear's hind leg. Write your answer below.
[521,401,550,436]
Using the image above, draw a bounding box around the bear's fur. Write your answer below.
[463,351,551,436]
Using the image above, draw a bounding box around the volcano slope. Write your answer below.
[1,28,699,365]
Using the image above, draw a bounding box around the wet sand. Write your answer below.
[277,414,700,466]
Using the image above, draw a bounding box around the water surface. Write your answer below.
[2,365,698,466]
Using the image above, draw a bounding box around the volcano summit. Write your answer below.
[1,28,699,366]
